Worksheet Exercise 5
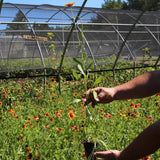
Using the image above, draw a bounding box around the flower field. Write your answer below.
[0,68,160,160]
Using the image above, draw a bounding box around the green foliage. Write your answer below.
[0,68,159,159]
[47,32,55,56]
[127,0,160,11]
[102,0,160,11]
[142,47,152,58]
[102,0,127,9]
[6,11,29,30]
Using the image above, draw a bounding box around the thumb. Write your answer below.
[94,151,116,159]
[94,151,108,158]
[94,97,100,102]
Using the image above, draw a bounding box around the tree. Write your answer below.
[127,0,160,11]
[7,10,29,30]
[102,0,160,11]
[32,24,54,37]
[102,0,128,9]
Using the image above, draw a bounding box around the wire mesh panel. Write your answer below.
[0,3,160,76]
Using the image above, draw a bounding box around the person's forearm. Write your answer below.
[118,120,160,160]
[113,70,160,100]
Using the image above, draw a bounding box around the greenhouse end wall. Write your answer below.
[0,3,159,76]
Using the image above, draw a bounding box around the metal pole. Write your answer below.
[0,0,3,14]
[113,0,155,70]
[58,0,88,94]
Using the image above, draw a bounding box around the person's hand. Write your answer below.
[82,87,115,107]
[94,150,121,160]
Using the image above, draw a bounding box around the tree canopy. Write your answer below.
[102,0,160,11]
[7,10,29,30]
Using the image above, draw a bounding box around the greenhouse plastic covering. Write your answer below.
[0,3,160,73]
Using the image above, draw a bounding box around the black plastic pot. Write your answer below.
[83,141,98,160]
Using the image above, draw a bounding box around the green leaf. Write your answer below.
[73,58,83,67]
[93,76,102,87]
[81,29,85,44]
[86,62,93,71]
[86,106,93,121]
[82,52,87,62]
[92,90,97,100]
[72,70,80,80]
[70,99,81,105]
[77,64,86,76]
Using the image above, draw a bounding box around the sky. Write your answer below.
[3,0,105,8]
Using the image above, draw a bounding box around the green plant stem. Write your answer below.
[59,0,88,73]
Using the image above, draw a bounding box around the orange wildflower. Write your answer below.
[37,90,41,93]
[7,109,15,114]
[45,124,49,128]
[58,98,62,103]
[140,156,151,160]
[33,116,39,120]
[57,127,62,132]
[28,121,32,125]
[23,124,27,129]
[27,153,33,160]
[50,117,53,121]
[156,93,160,97]
[147,116,153,121]
[57,113,62,118]
[98,110,104,113]
[120,113,125,116]
[35,143,39,147]
[71,125,79,132]
[68,112,74,120]
[130,102,135,108]
[3,94,7,97]
[37,155,41,159]
[65,2,75,7]
[26,147,31,153]
[54,111,58,115]
[51,78,56,82]
[104,113,112,118]
[45,113,50,117]
[74,92,78,96]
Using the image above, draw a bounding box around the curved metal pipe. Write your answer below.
[93,10,136,65]
[59,0,88,72]
[127,13,160,68]
[76,24,97,70]
[7,3,46,71]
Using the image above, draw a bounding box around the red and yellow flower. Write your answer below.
[68,111,74,120]
[65,2,75,7]
[57,127,62,132]
[33,116,39,120]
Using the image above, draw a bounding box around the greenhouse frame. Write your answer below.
[0,2,160,78]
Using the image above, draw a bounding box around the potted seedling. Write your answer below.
[71,62,103,159]
[83,140,98,160]
[71,95,99,160]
